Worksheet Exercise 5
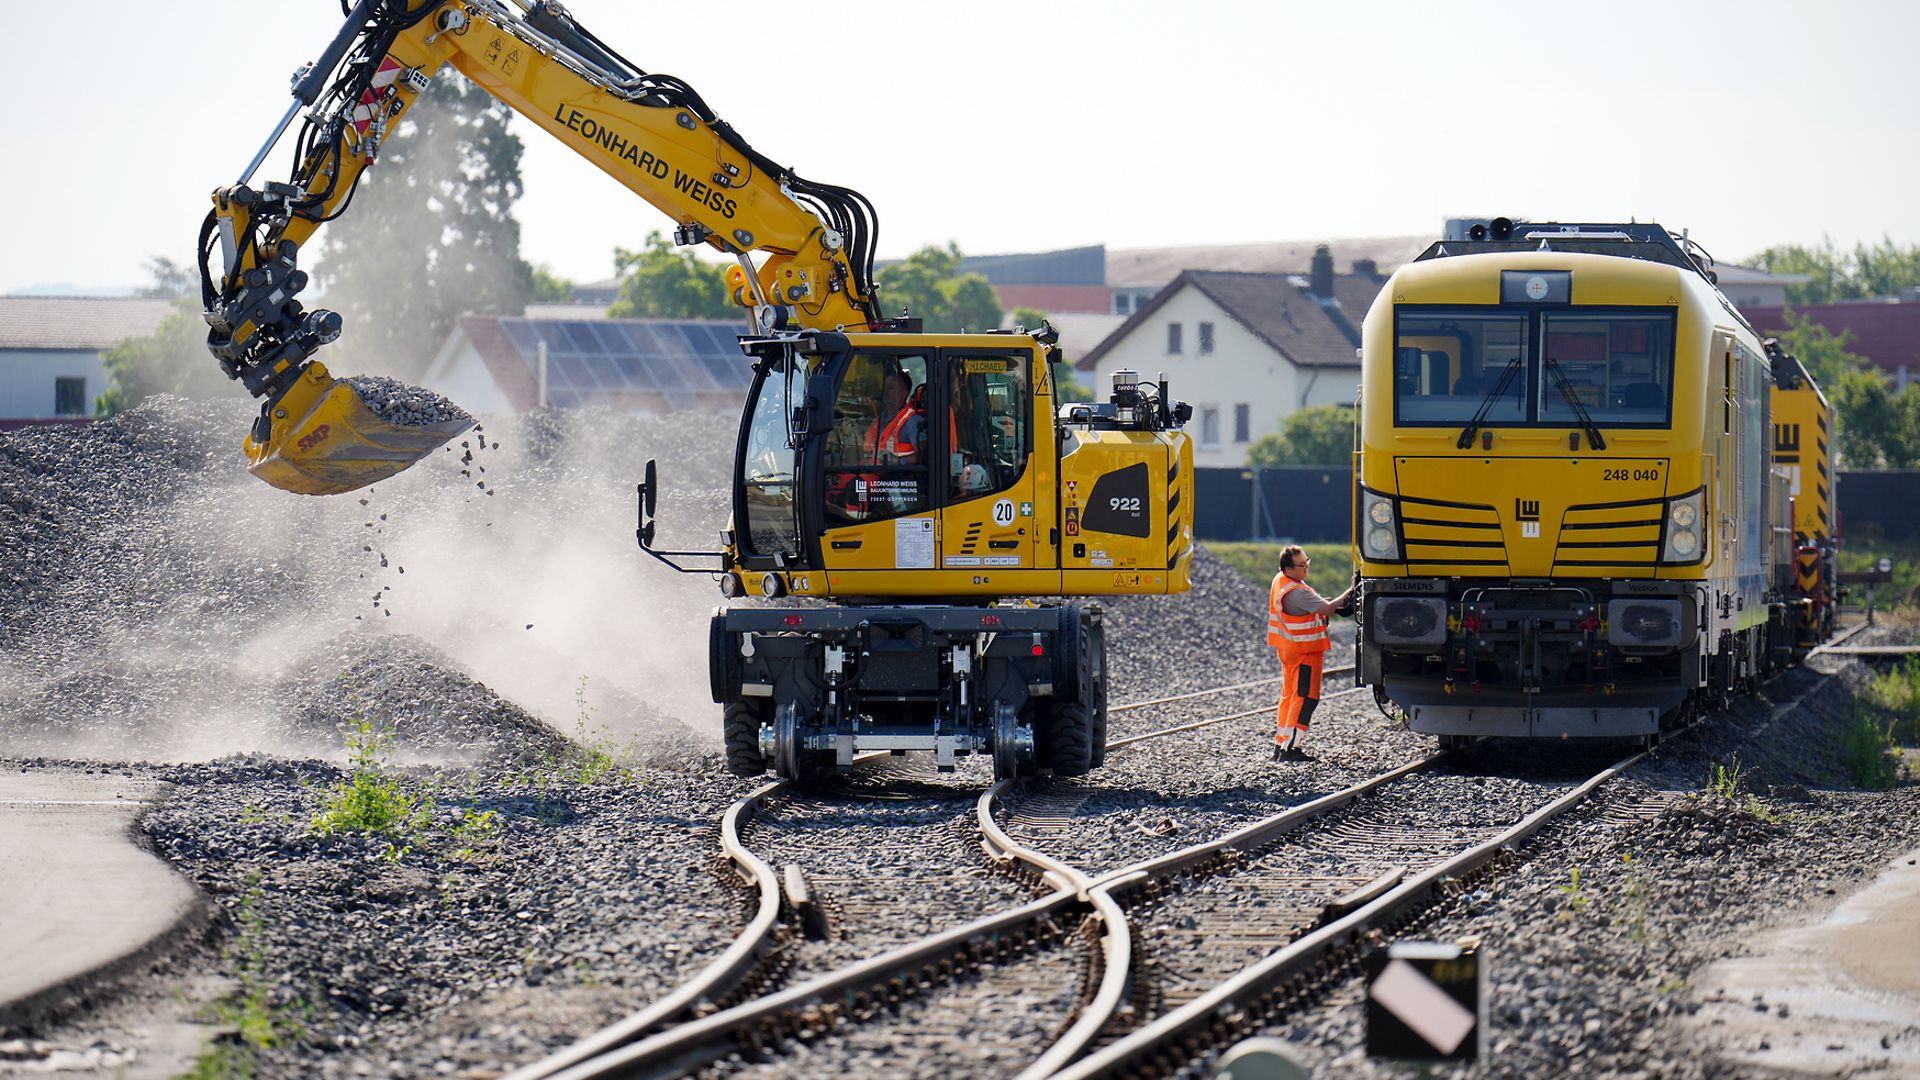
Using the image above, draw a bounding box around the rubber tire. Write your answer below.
[1088,683,1108,770]
[1048,702,1095,777]
[723,701,768,778]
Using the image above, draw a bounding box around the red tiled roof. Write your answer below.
[1744,301,1920,374]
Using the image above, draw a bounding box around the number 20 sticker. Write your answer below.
[992,498,1016,525]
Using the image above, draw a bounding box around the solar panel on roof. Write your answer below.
[562,322,604,353]
[588,323,631,353]
[589,356,634,389]
[503,321,538,355]
[673,356,720,391]
[644,355,688,390]
[652,323,694,358]
[625,323,663,354]
[551,352,599,389]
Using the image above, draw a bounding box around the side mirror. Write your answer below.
[636,459,658,550]
[791,373,835,438]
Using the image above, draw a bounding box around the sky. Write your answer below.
[2,0,1916,296]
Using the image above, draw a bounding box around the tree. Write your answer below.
[875,243,1002,334]
[607,232,736,319]
[312,71,534,380]
[136,257,197,301]
[1246,404,1356,467]
[530,264,575,303]
[1749,237,1920,304]
[97,301,236,414]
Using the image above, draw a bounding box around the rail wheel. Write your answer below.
[771,702,818,782]
[723,700,768,778]
[1047,702,1095,776]
[992,702,1035,781]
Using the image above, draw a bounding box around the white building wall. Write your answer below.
[1089,288,1359,468]
[0,348,108,418]
[424,340,517,415]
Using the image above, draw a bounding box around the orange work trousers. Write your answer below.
[1275,649,1325,745]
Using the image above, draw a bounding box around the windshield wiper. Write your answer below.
[1545,358,1607,450]
[1455,359,1524,449]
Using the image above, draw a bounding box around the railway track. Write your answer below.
[504,626,1870,1079]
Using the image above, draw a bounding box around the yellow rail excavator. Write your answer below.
[203,0,1195,779]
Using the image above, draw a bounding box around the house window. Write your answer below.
[54,377,86,416]
[1167,322,1183,355]
[1199,322,1215,355]
[1234,403,1251,443]
[1200,406,1220,448]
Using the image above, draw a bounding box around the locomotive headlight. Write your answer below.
[1662,490,1706,562]
[760,573,787,599]
[1370,596,1448,648]
[1361,491,1400,560]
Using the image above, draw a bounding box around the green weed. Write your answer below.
[1618,854,1649,944]
[309,717,433,847]
[185,874,305,1075]
[1842,700,1901,790]
[1557,866,1589,920]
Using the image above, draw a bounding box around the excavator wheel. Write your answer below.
[723,701,768,778]
[1047,703,1095,777]
[1088,681,1109,770]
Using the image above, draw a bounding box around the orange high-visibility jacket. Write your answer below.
[1267,575,1330,657]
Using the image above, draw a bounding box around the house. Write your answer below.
[0,297,176,428]
[958,245,1111,315]
[1077,246,1387,467]
[1742,299,1920,388]
[422,314,754,414]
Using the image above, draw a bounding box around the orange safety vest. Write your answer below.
[1267,575,1330,656]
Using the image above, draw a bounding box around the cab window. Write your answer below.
[947,354,1028,502]
[823,352,929,526]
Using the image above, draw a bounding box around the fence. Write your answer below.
[1190,466,1920,546]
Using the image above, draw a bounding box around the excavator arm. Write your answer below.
[203,0,882,494]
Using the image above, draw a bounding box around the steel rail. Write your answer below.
[503,754,900,1080]
[1107,665,1357,714]
[1106,684,1371,751]
[498,780,787,1080]
[1048,622,1876,1078]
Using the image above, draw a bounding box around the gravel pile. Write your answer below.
[0,397,732,765]
[340,375,474,429]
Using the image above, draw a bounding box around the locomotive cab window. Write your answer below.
[1393,311,1528,424]
[823,352,931,526]
[1538,314,1675,426]
[1393,307,1675,429]
[947,354,1029,502]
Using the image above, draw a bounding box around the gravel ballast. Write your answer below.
[1,398,1914,1078]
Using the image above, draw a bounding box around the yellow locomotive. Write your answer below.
[1767,342,1840,649]
[1353,220,1828,743]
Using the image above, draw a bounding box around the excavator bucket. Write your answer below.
[243,362,473,496]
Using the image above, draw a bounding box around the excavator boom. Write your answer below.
[203,0,878,494]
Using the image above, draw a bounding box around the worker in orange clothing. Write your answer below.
[1267,545,1355,762]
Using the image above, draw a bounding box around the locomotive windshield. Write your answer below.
[1393,307,1675,428]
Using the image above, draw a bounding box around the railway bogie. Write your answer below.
[1354,220,1839,742]
[710,603,1108,780]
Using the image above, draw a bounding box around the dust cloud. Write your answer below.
[0,398,735,766]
